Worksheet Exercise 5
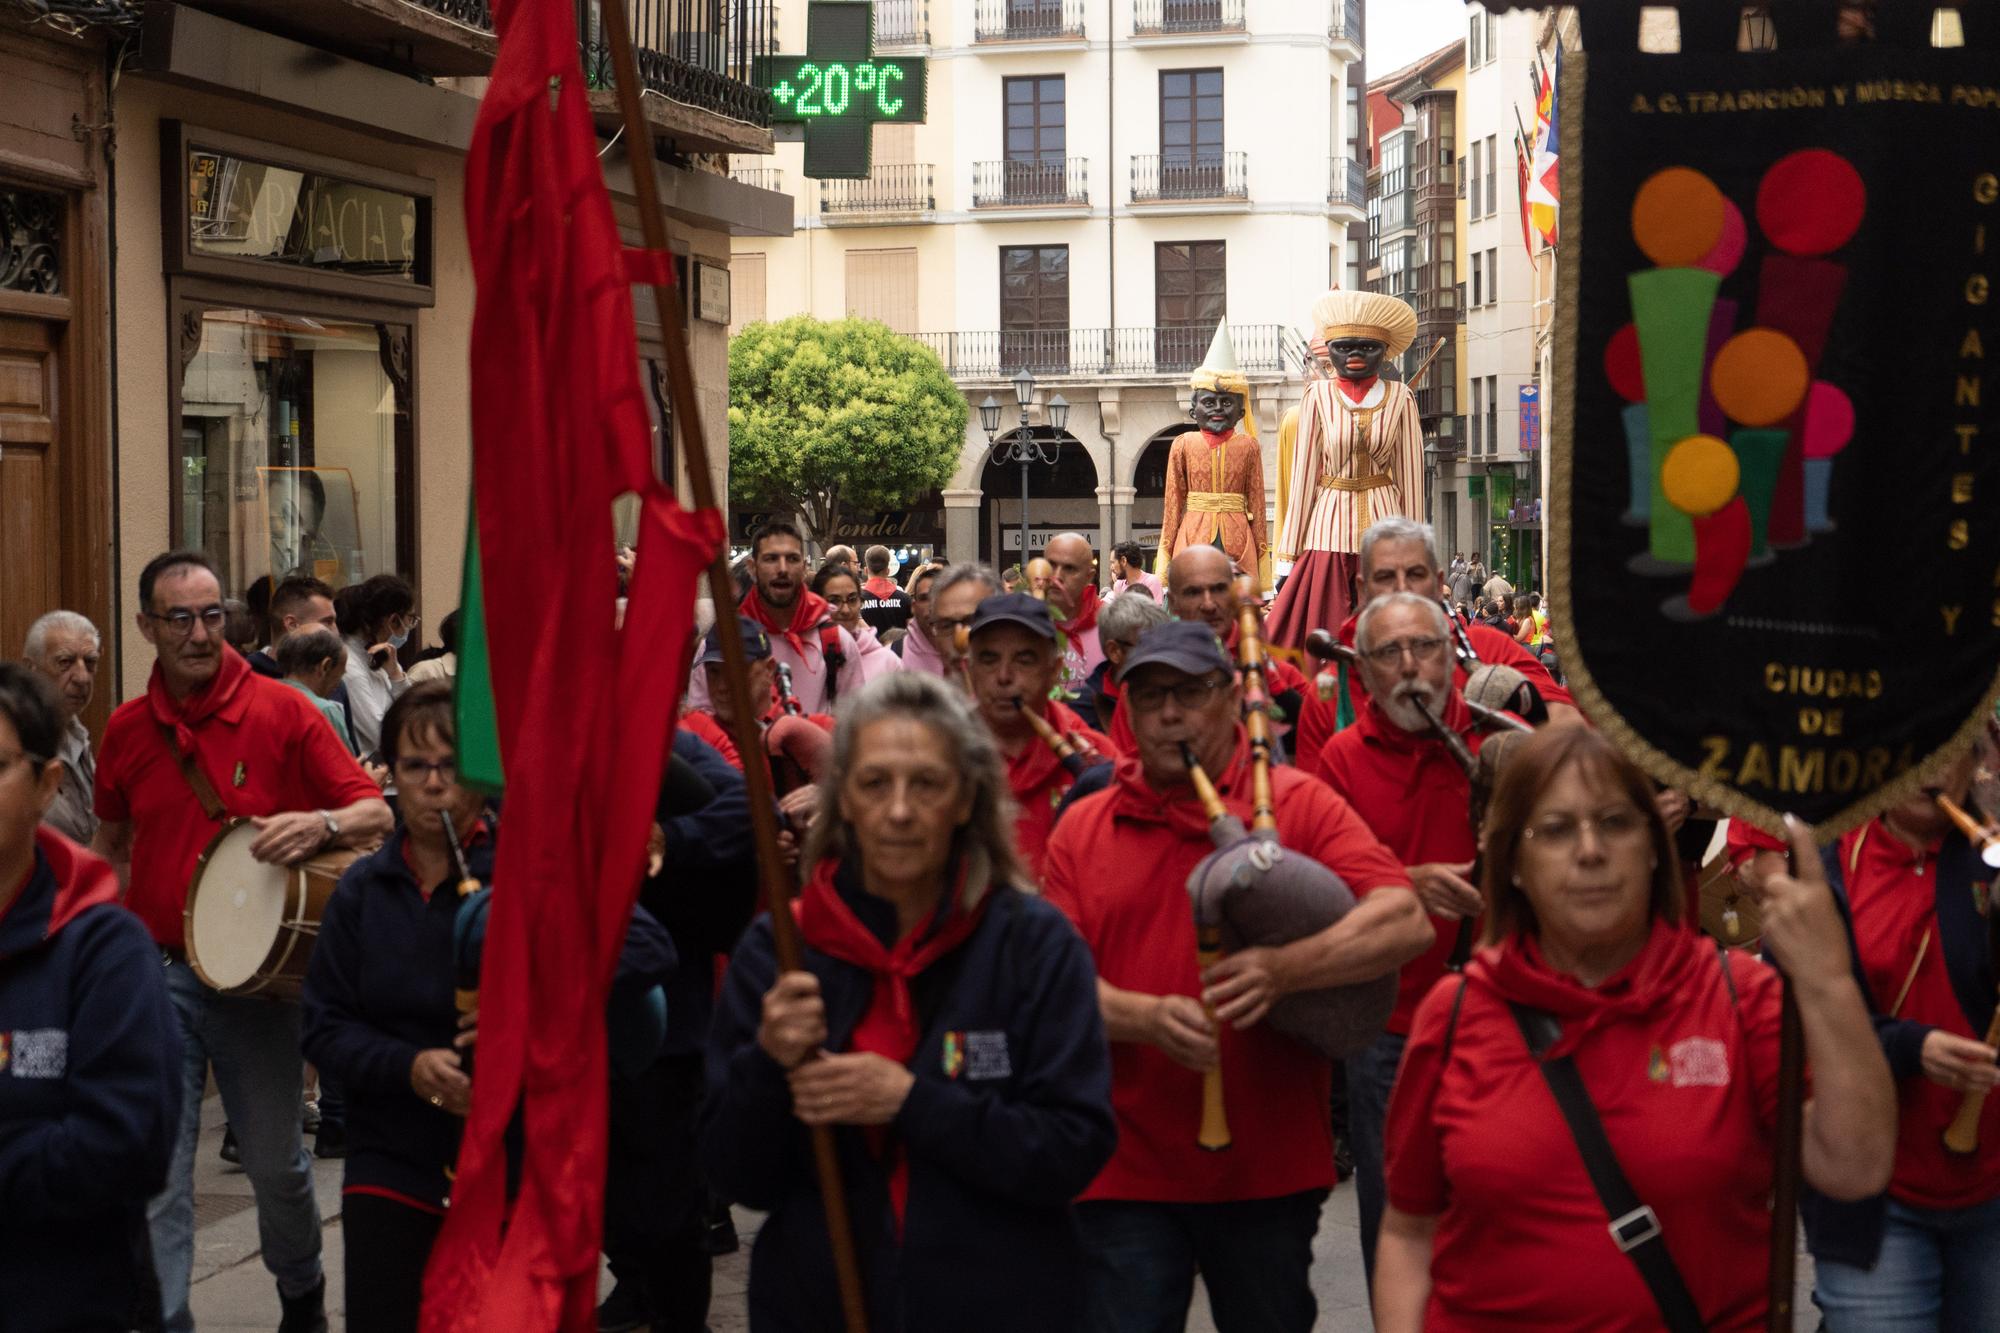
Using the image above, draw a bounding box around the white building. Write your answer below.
[729,0,1372,573]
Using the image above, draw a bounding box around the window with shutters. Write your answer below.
[1154,241,1226,373]
[999,244,1069,372]
[1160,68,1224,166]
[845,248,918,334]
[729,254,766,335]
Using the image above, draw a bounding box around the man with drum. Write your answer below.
[92,550,389,1333]
[1041,621,1429,1332]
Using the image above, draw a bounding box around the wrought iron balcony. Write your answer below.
[1329,0,1362,46]
[974,0,1084,42]
[874,0,929,46]
[912,325,1291,380]
[730,166,785,192]
[1130,153,1247,204]
[575,0,774,129]
[973,159,1089,209]
[820,164,935,216]
[1329,156,1366,210]
[1133,0,1243,36]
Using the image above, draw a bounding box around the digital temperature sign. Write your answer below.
[758,57,926,125]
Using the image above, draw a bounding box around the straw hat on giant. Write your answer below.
[1309,289,1418,359]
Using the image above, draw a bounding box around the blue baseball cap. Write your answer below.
[967,591,1058,642]
[700,615,772,665]
[1115,620,1234,683]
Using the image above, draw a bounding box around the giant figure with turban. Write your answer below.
[1265,289,1423,648]
[1155,321,1269,585]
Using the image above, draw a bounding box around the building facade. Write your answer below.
[728,0,1370,574]
[1,0,790,705]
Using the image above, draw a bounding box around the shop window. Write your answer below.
[176,306,412,594]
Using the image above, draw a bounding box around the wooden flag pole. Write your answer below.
[593,9,870,1331]
[1768,983,1804,1330]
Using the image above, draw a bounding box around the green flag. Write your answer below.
[454,490,504,792]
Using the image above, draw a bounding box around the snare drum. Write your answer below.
[184,818,360,1000]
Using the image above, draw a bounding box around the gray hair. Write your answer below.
[1100,591,1172,646]
[801,671,1030,904]
[932,561,999,605]
[24,610,100,660]
[1358,516,1441,579]
[1355,590,1447,654]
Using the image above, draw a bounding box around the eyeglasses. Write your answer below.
[146,606,227,638]
[825,592,863,608]
[1126,675,1229,714]
[1360,635,1448,667]
[393,757,458,784]
[1520,807,1650,854]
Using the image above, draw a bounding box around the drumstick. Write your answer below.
[1942,1006,2000,1156]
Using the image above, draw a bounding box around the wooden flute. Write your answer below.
[1180,741,1235,1153]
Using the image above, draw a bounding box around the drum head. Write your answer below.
[188,824,291,990]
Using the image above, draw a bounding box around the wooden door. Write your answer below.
[0,314,59,664]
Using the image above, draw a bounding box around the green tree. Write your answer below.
[728,316,968,549]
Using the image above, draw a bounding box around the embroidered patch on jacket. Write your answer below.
[0,1032,9,1073]
[1668,1037,1730,1089]
[9,1029,67,1079]
[964,1030,1012,1081]
[941,1031,965,1079]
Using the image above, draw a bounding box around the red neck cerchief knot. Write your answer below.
[146,646,252,754]
[1056,583,1101,636]
[741,586,831,657]
[1110,727,1251,838]
[1200,428,1234,448]
[1336,376,1379,404]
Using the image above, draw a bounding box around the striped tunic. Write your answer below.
[1274,378,1424,560]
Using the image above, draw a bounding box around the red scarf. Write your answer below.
[146,645,252,756]
[1006,701,1110,803]
[863,575,899,599]
[1200,429,1233,448]
[741,586,832,658]
[1470,917,1713,1060]
[1109,726,1252,839]
[1056,583,1100,638]
[793,858,992,1229]
[679,711,741,770]
[1335,375,1378,404]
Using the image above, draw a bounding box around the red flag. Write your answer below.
[422,0,721,1328]
[1515,134,1536,258]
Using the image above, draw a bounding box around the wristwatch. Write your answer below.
[317,810,340,844]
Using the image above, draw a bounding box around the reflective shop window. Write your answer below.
[178,309,409,593]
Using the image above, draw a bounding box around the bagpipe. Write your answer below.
[1935,789,2000,1158]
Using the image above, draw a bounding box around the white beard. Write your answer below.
[1381,679,1445,733]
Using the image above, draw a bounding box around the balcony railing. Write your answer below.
[576,0,774,128]
[1130,153,1247,204]
[912,325,1292,380]
[973,159,1089,208]
[1329,156,1366,209]
[820,164,935,214]
[1133,0,1243,36]
[874,0,929,45]
[730,166,785,192]
[411,0,494,25]
[1329,0,1361,44]
[974,0,1085,42]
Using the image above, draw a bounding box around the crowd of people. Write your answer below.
[3,518,1995,1333]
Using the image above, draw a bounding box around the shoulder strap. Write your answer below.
[1441,974,1471,1064]
[1509,1002,1706,1333]
[1716,940,1740,1010]
[159,724,227,822]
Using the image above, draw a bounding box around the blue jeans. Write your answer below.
[1343,1027,1406,1289]
[1074,1190,1328,1333]
[1815,1195,2000,1332]
[150,958,323,1332]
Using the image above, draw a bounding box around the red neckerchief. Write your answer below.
[1335,375,1378,404]
[680,711,741,770]
[793,857,992,1230]
[1199,429,1233,449]
[1471,917,1712,1060]
[863,576,899,599]
[740,586,832,657]
[399,816,492,901]
[32,826,121,938]
[1006,701,1109,801]
[1109,726,1252,840]
[146,645,253,755]
[1056,583,1101,638]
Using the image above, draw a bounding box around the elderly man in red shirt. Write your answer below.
[1293,518,1577,778]
[1042,620,1430,1333]
[961,592,1115,876]
[1313,590,1496,1291]
[92,550,389,1333]
[1166,546,1311,751]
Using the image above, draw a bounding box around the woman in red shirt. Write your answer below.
[1376,726,1894,1332]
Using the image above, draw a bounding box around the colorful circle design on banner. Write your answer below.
[1661,435,1741,517]
[1698,198,1748,276]
[1604,323,1646,402]
[1632,167,1727,267]
[1710,329,1810,427]
[1803,381,1857,459]
[1757,149,1866,257]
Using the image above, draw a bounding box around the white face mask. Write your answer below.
[389,628,411,649]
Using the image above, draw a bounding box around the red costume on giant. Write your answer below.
[1041,732,1409,1203]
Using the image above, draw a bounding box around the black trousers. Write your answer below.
[604,1052,714,1331]
[343,1192,445,1333]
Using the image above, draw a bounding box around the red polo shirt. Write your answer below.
[1005,700,1115,878]
[1387,920,1784,1331]
[1841,820,2000,1210]
[1316,693,1485,1034]
[93,649,380,948]
[1042,733,1411,1203]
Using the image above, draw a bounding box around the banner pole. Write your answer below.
[592,9,871,1331]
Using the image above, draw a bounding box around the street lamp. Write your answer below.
[982,370,1062,564]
